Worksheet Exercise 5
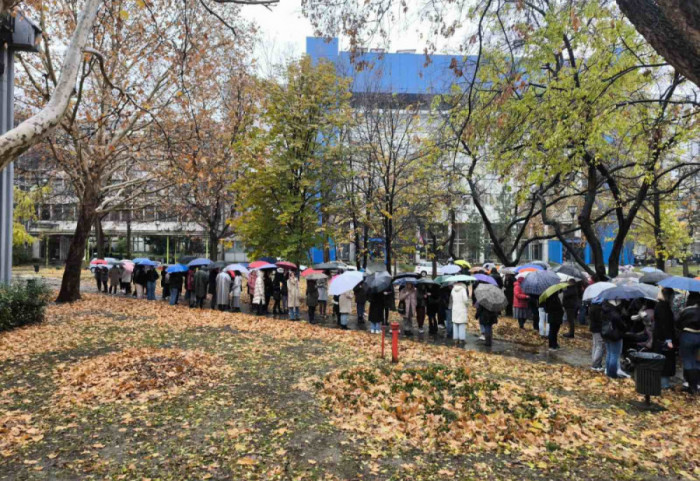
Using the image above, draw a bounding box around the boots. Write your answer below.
[485,333,493,347]
[684,370,699,395]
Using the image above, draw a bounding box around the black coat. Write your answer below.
[588,303,603,333]
[562,285,581,310]
[476,305,498,326]
[678,305,700,332]
[491,271,503,289]
[208,269,218,295]
[653,300,675,348]
[368,292,385,323]
[170,272,184,291]
[544,295,564,324]
[601,302,628,342]
[504,276,514,302]
[353,284,367,304]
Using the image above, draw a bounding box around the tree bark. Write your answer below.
[578,164,607,279]
[208,230,219,261]
[447,209,457,260]
[0,0,102,170]
[653,190,666,271]
[616,0,700,88]
[56,192,98,303]
[95,217,105,259]
[125,210,132,259]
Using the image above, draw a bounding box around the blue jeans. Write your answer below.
[371,322,380,332]
[356,302,365,322]
[170,289,180,305]
[340,313,349,326]
[445,309,452,338]
[605,339,623,378]
[147,281,156,300]
[679,331,700,370]
[288,307,299,320]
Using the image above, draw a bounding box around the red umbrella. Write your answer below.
[91,259,108,265]
[249,260,276,270]
[276,261,297,270]
[301,268,323,278]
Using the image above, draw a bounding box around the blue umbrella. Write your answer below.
[593,285,658,303]
[393,277,419,286]
[515,264,545,273]
[641,267,663,273]
[521,270,561,295]
[442,264,461,275]
[329,271,364,296]
[166,264,188,274]
[132,257,151,264]
[658,276,700,293]
[138,259,158,267]
[188,258,212,267]
[474,273,498,286]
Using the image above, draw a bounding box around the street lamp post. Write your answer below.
[0,13,41,284]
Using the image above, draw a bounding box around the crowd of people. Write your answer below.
[91,260,700,394]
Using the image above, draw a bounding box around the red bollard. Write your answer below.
[390,322,400,363]
[381,325,386,358]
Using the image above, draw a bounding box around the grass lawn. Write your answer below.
[0,292,698,481]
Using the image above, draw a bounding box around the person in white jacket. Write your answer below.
[339,290,354,330]
[253,270,265,315]
[230,272,242,312]
[450,282,470,345]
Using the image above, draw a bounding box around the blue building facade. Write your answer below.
[306,37,634,267]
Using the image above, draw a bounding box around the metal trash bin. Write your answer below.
[630,352,665,400]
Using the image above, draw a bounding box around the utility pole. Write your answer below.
[0,13,41,284]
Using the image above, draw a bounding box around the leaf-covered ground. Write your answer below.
[0,293,697,480]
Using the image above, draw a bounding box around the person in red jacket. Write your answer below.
[513,277,529,329]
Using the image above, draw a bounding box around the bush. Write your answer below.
[0,280,52,332]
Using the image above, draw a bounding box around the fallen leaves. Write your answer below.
[0,410,43,456]
[54,348,230,406]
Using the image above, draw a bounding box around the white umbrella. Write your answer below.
[329,271,364,296]
[224,263,249,275]
[582,282,616,302]
[442,264,461,275]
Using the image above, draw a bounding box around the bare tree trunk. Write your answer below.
[362,223,369,270]
[384,216,393,274]
[578,165,607,279]
[208,230,219,261]
[448,209,457,260]
[56,192,98,303]
[95,217,105,259]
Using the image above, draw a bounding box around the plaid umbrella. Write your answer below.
[474,284,507,312]
[521,270,561,295]
[639,271,670,285]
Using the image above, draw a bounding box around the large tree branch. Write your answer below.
[0,0,102,170]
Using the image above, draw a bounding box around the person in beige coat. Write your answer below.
[287,274,301,321]
[399,283,417,335]
[339,290,354,329]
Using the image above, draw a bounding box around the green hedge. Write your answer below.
[0,280,52,332]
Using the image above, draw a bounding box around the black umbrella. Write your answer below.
[417,277,437,285]
[530,260,550,270]
[258,256,278,264]
[393,272,420,280]
[474,284,508,312]
[204,260,227,270]
[177,255,197,265]
[555,264,585,279]
[363,271,392,294]
[639,271,670,285]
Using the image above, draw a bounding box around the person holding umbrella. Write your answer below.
[562,278,582,338]
[513,276,529,329]
[543,289,564,350]
[272,268,284,315]
[215,268,231,311]
[317,275,328,319]
[427,285,440,335]
[399,282,417,336]
[354,283,367,325]
[653,288,676,389]
[383,285,394,327]
[504,272,515,317]
[281,271,289,315]
[339,289,354,329]
[170,271,183,306]
[263,270,273,314]
[161,267,170,300]
[450,282,470,345]
[120,262,133,295]
[678,292,700,394]
[287,273,301,320]
[186,267,196,306]
[474,284,507,347]
[369,291,385,334]
[194,267,209,308]
[253,269,266,315]
[108,264,121,295]
[231,271,243,312]
[601,300,631,378]
[306,279,319,324]
[587,300,605,371]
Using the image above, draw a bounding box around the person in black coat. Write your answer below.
[426,285,440,335]
[169,272,183,305]
[678,292,700,394]
[527,294,540,331]
[382,285,394,326]
[587,302,605,371]
[544,293,564,350]
[354,283,367,324]
[208,268,218,309]
[562,279,582,338]
[503,273,515,317]
[368,291,385,333]
[490,269,503,289]
[476,305,498,347]
[272,270,284,315]
[653,288,676,389]
[601,300,630,378]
